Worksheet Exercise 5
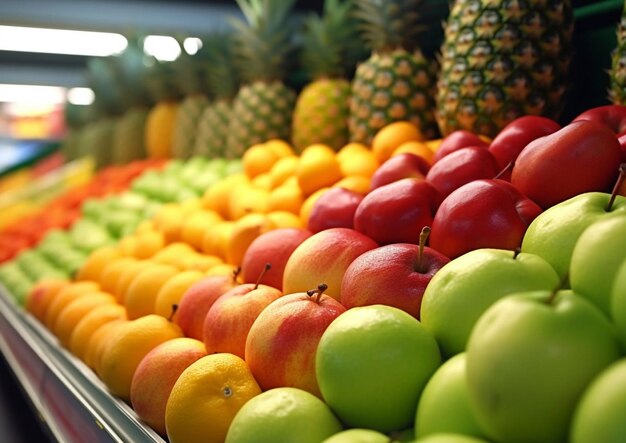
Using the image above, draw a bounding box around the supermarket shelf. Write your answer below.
[0,285,165,443]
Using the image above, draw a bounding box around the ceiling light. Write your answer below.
[183,37,203,55]
[67,87,95,106]
[0,25,127,57]
[0,84,66,105]
[144,35,181,62]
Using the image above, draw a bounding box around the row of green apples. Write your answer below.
[0,157,241,304]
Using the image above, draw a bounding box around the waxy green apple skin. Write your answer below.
[521,192,626,281]
[569,215,626,316]
[610,259,626,350]
[466,290,621,443]
[420,248,560,358]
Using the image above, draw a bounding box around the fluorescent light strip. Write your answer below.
[144,35,181,61]
[0,25,127,56]
[0,84,94,106]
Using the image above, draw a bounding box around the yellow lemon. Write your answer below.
[124,263,180,320]
[76,246,122,282]
[296,144,343,196]
[269,156,299,189]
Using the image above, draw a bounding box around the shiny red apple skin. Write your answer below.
[307,188,364,233]
[202,283,282,359]
[175,275,238,340]
[511,120,623,209]
[340,243,450,319]
[430,179,543,260]
[241,227,313,290]
[245,292,347,398]
[432,130,489,164]
[573,104,626,134]
[370,153,430,190]
[425,146,500,199]
[488,115,561,180]
[354,178,442,246]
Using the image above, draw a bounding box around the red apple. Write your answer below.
[241,227,313,290]
[282,227,378,300]
[429,179,543,259]
[202,265,283,359]
[354,178,442,245]
[511,120,623,209]
[245,284,346,398]
[340,227,450,319]
[426,146,500,199]
[432,129,489,164]
[307,188,364,233]
[617,132,626,162]
[370,153,430,190]
[488,115,561,180]
[175,271,240,340]
[573,104,626,134]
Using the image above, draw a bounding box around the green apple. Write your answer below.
[316,305,441,433]
[570,215,626,316]
[225,387,342,443]
[420,248,560,358]
[570,359,626,443]
[466,290,621,443]
[409,435,489,443]
[414,353,485,440]
[610,259,626,349]
[322,429,389,443]
[521,192,626,281]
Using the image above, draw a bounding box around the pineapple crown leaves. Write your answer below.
[354,0,426,53]
[85,56,125,116]
[110,34,154,108]
[229,0,300,83]
[301,0,368,79]
[144,60,183,103]
[172,49,210,96]
[202,32,241,101]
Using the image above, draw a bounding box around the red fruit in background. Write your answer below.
[432,130,489,163]
[241,228,313,290]
[430,179,543,260]
[573,104,626,134]
[354,178,442,245]
[511,120,623,209]
[370,153,430,190]
[340,236,450,319]
[425,146,500,199]
[488,115,561,180]
[617,132,626,162]
[307,188,364,233]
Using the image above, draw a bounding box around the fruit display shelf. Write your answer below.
[0,283,165,443]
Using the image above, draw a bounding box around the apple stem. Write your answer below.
[546,273,569,305]
[513,247,521,259]
[605,163,626,212]
[306,283,328,304]
[168,304,178,322]
[494,160,515,180]
[416,226,431,273]
[232,266,242,284]
[254,263,271,290]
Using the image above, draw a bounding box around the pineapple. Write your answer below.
[610,1,626,105]
[171,46,211,159]
[349,0,439,145]
[144,60,182,159]
[436,0,574,138]
[111,36,153,164]
[226,0,299,158]
[60,102,89,162]
[194,33,240,158]
[292,0,366,151]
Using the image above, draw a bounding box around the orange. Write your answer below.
[371,121,424,164]
[124,263,180,320]
[178,253,223,272]
[132,229,166,259]
[164,353,262,443]
[242,143,281,178]
[153,203,191,243]
[44,281,101,330]
[154,270,205,321]
[180,210,223,250]
[269,156,299,189]
[337,143,379,178]
[206,263,241,277]
[300,187,331,227]
[76,246,122,282]
[227,184,271,220]
[99,314,183,401]
[425,138,444,153]
[52,292,117,347]
[201,221,235,260]
[392,140,434,165]
[296,144,343,196]
[99,257,139,294]
[24,279,69,323]
[202,173,249,219]
[267,210,304,229]
[151,242,196,268]
[268,177,305,214]
[135,220,156,234]
[333,175,371,195]
[69,304,127,361]
[115,260,154,304]
[84,318,127,372]
[225,213,277,266]
[264,139,296,158]
[250,172,273,191]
